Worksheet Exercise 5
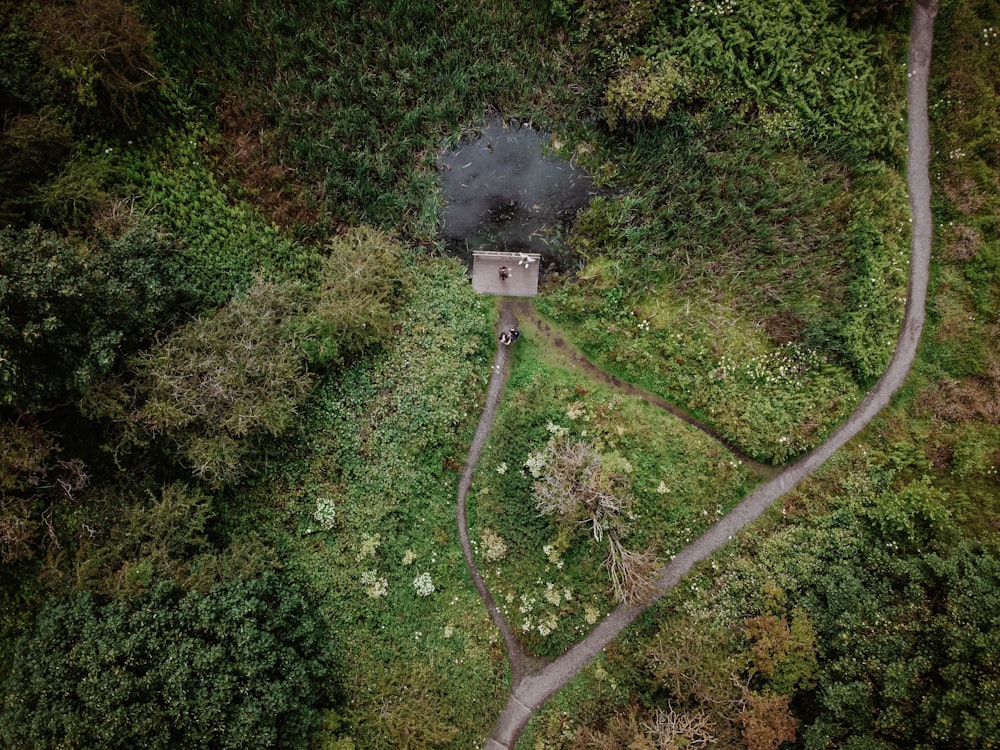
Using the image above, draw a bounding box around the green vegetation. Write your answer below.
[0,224,193,410]
[139,0,581,236]
[522,1,1000,747]
[469,339,752,656]
[1,0,997,747]
[539,81,909,461]
[224,260,504,747]
[0,574,334,749]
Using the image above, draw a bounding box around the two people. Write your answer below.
[499,327,520,346]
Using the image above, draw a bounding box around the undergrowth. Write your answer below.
[120,122,321,305]
[221,258,505,747]
[139,0,583,237]
[538,114,909,462]
[521,2,1000,746]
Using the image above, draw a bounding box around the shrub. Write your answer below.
[124,125,319,306]
[36,150,118,231]
[294,226,413,367]
[649,0,899,159]
[71,482,217,598]
[0,109,73,226]
[356,663,459,749]
[534,435,632,543]
[603,53,685,129]
[0,420,62,564]
[33,0,162,133]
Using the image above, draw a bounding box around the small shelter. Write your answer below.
[471,250,541,297]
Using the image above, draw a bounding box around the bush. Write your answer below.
[33,0,163,133]
[0,420,60,564]
[603,53,686,129]
[111,280,315,486]
[0,573,336,749]
[0,109,73,227]
[124,125,320,306]
[71,482,216,598]
[294,226,413,367]
[649,0,899,158]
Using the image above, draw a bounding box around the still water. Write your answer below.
[438,118,599,275]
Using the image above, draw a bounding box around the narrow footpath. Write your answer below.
[460,1,938,745]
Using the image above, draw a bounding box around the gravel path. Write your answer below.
[471,1,938,745]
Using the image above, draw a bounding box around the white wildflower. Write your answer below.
[360,570,388,598]
[312,496,336,530]
[413,572,435,596]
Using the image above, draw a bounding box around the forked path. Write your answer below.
[461,1,938,746]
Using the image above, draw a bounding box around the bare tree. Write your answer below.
[534,436,628,542]
[605,536,660,606]
[534,436,659,603]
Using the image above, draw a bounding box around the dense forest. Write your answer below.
[1,0,997,748]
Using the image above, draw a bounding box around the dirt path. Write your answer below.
[456,304,535,685]
[473,1,937,745]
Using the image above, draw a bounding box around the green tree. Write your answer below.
[0,574,337,749]
[798,537,1000,748]
[97,279,315,486]
[0,224,194,410]
[294,226,413,367]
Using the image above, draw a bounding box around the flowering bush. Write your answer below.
[355,533,381,562]
[360,570,388,598]
[480,528,509,562]
[412,572,435,596]
[312,496,336,530]
[524,450,548,479]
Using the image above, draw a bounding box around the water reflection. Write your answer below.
[438,118,599,275]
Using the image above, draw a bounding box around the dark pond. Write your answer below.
[438,118,600,275]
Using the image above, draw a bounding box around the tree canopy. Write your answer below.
[0,573,336,750]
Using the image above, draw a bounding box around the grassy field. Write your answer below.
[536,110,909,463]
[139,0,588,238]
[520,1,1000,746]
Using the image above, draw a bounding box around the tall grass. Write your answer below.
[538,110,907,460]
[140,0,582,236]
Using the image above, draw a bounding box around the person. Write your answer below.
[498,265,510,281]
[499,327,519,347]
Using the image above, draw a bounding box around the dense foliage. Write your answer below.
[139,0,576,236]
[0,224,193,410]
[0,0,163,227]
[0,574,335,749]
[0,0,997,747]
